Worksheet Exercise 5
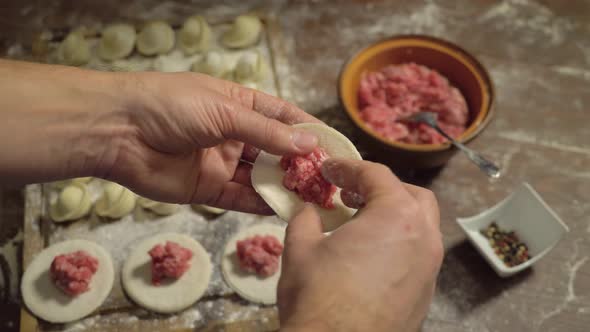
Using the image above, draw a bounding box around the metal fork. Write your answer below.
[406,112,501,179]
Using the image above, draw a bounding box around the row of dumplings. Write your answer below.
[49,178,226,222]
[59,15,263,66]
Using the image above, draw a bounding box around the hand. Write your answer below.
[95,71,321,214]
[277,159,443,332]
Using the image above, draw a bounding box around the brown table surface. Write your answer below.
[1,1,590,331]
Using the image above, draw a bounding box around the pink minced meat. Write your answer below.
[148,241,193,286]
[358,62,469,144]
[50,250,99,296]
[237,235,284,277]
[280,147,337,209]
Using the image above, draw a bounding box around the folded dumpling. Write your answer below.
[50,183,92,222]
[191,51,227,78]
[221,15,262,49]
[58,31,91,66]
[179,15,211,55]
[234,51,267,83]
[95,182,136,219]
[138,197,180,216]
[137,21,175,56]
[98,23,136,61]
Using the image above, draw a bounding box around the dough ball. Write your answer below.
[191,51,227,77]
[98,23,136,61]
[137,21,175,56]
[58,31,90,66]
[221,15,262,49]
[179,15,211,55]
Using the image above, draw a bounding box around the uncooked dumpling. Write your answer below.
[51,177,93,189]
[95,182,136,218]
[191,51,227,77]
[221,15,262,48]
[50,183,92,222]
[192,204,226,215]
[58,31,90,66]
[179,15,211,55]
[137,21,175,56]
[234,51,267,83]
[138,197,180,216]
[98,23,136,61]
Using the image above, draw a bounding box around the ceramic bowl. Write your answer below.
[456,183,569,277]
[338,35,494,169]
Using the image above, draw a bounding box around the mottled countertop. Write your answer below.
[1,1,590,331]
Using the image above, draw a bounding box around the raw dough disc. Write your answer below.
[121,233,212,313]
[21,240,114,323]
[251,123,362,232]
[221,223,285,305]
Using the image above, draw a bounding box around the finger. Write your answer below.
[232,162,253,186]
[219,98,318,155]
[283,204,324,264]
[403,184,440,228]
[240,144,260,163]
[206,181,274,215]
[340,189,365,209]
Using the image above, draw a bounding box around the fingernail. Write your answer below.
[292,130,318,151]
[320,159,340,184]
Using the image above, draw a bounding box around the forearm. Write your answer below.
[0,60,134,185]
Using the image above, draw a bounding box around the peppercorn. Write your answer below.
[480,222,531,267]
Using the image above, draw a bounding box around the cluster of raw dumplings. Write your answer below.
[57,15,267,85]
[49,178,225,222]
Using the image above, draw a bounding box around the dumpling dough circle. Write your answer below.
[221,15,262,49]
[58,31,90,66]
[50,182,92,222]
[98,23,136,61]
[251,123,362,232]
[179,15,211,55]
[95,182,136,219]
[138,197,179,215]
[221,223,285,305]
[121,233,212,313]
[191,51,226,77]
[21,239,115,323]
[136,21,175,56]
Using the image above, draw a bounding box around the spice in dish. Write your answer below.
[481,222,530,267]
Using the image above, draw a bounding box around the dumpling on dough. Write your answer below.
[138,197,180,216]
[137,21,175,56]
[179,15,211,55]
[95,182,136,219]
[221,15,262,49]
[233,51,267,83]
[58,31,91,66]
[50,183,92,222]
[98,23,136,61]
[191,51,227,78]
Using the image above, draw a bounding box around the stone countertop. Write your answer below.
[1,0,590,331]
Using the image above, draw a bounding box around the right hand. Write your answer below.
[277,159,443,332]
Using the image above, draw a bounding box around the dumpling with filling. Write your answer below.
[233,51,267,83]
[95,182,136,219]
[138,197,180,216]
[221,15,262,49]
[50,183,92,222]
[137,21,175,56]
[58,31,90,66]
[191,51,227,78]
[98,23,136,61]
[179,15,211,55]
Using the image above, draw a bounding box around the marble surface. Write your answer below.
[1,0,590,331]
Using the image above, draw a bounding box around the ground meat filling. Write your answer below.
[280,147,337,209]
[50,250,99,296]
[148,241,193,286]
[358,62,469,144]
[237,235,284,277]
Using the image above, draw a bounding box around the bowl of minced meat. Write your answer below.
[339,35,494,169]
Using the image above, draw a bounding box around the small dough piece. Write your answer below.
[58,31,90,66]
[233,51,267,83]
[192,204,226,215]
[191,51,227,78]
[98,23,136,61]
[21,240,114,323]
[138,197,180,215]
[221,15,262,49]
[136,21,175,56]
[122,233,212,313]
[221,223,285,305]
[51,177,93,190]
[95,182,136,218]
[50,183,92,222]
[179,15,211,55]
[252,123,362,232]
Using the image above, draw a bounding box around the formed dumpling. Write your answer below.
[192,204,226,215]
[138,197,180,216]
[221,15,262,49]
[98,23,136,61]
[58,31,90,66]
[50,183,92,222]
[95,182,136,219]
[179,15,211,55]
[51,177,93,190]
[136,21,175,56]
[234,51,267,83]
[191,51,227,77]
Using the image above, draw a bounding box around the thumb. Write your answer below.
[282,204,324,263]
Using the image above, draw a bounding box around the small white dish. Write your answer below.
[456,182,569,277]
